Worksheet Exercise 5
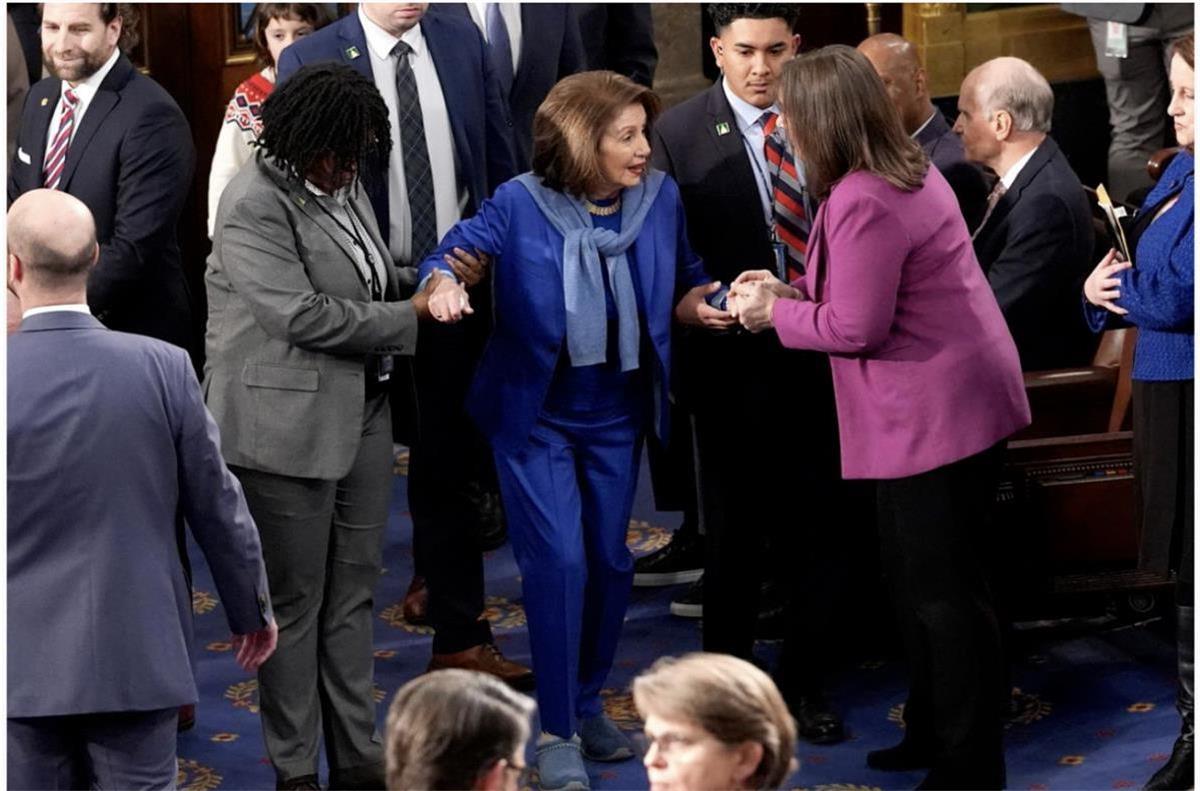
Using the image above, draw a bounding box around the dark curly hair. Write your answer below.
[707,4,800,34]
[256,62,392,190]
[98,3,141,52]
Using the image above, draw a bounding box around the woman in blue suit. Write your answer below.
[1084,32,1194,791]
[420,71,732,791]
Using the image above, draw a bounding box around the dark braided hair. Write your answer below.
[256,62,391,190]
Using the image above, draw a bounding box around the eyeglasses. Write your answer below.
[643,731,707,757]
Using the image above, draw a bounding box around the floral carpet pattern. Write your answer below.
[177,458,1179,790]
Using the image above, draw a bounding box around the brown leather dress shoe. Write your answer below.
[428,643,534,691]
[402,575,428,625]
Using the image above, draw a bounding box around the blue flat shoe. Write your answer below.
[580,715,635,762]
[536,734,590,791]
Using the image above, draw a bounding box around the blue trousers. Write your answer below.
[494,408,643,738]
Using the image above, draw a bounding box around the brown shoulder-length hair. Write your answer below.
[532,71,661,196]
[779,45,928,201]
[253,3,332,68]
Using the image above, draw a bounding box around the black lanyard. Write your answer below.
[314,198,383,301]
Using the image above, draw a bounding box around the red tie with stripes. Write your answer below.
[762,111,808,281]
[43,88,80,190]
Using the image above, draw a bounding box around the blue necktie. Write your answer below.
[485,3,514,100]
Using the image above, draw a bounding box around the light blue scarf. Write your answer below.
[515,170,665,371]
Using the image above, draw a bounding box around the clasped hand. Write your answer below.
[727,270,802,333]
[1083,248,1131,316]
[424,269,473,323]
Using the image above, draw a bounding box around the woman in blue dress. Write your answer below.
[1083,31,1194,791]
[419,71,732,791]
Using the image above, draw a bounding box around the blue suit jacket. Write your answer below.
[8,312,272,717]
[1085,149,1194,380]
[418,174,710,452]
[8,54,196,351]
[429,3,584,170]
[972,136,1096,370]
[277,12,517,250]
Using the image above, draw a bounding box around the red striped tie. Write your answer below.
[43,88,80,190]
[762,111,808,280]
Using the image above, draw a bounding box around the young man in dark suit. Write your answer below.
[955,56,1097,371]
[277,3,530,691]
[429,3,585,171]
[8,2,195,356]
[649,3,850,745]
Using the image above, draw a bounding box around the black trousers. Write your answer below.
[1133,379,1194,602]
[876,443,1007,789]
[692,338,850,698]
[404,317,497,654]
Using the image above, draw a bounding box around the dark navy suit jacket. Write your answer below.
[972,136,1096,371]
[8,311,271,717]
[417,175,710,453]
[276,11,517,250]
[429,3,585,171]
[8,54,196,352]
[915,110,989,232]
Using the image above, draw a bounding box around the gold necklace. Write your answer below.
[583,196,621,216]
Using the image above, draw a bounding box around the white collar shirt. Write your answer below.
[23,304,91,319]
[358,7,465,264]
[44,46,121,156]
[911,109,937,140]
[999,144,1040,191]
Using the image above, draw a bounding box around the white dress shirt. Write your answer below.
[43,46,120,155]
[999,144,1040,191]
[466,2,522,74]
[359,7,466,264]
[23,303,91,319]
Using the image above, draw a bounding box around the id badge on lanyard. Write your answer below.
[771,231,788,281]
[1105,21,1129,59]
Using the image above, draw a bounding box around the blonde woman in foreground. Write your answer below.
[633,653,798,791]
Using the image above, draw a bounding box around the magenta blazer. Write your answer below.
[773,168,1030,480]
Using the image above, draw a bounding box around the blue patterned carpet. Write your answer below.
[177,454,1180,790]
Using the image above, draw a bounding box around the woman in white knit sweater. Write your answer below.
[207,3,330,237]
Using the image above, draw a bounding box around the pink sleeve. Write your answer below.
[772,188,910,355]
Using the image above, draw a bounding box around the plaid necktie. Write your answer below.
[391,41,437,263]
[971,180,1008,241]
[43,88,79,190]
[762,111,808,280]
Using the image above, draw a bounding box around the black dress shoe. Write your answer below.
[867,739,936,771]
[634,530,703,586]
[276,774,320,791]
[669,575,703,618]
[791,695,845,745]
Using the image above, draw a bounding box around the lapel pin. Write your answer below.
[715,121,731,136]
[293,194,306,207]
[40,97,48,107]
[345,45,361,60]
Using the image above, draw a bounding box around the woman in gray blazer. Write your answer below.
[204,63,455,790]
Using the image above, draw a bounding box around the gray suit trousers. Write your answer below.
[232,392,393,786]
[1087,5,1194,202]
[8,708,178,790]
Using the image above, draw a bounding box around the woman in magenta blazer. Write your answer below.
[731,47,1030,790]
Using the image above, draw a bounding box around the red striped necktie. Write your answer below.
[43,88,80,190]
[762,111,808,280]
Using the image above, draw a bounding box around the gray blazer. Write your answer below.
[8,312,272,717]
[205,154,419,480]
[1060,4,1147,24]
